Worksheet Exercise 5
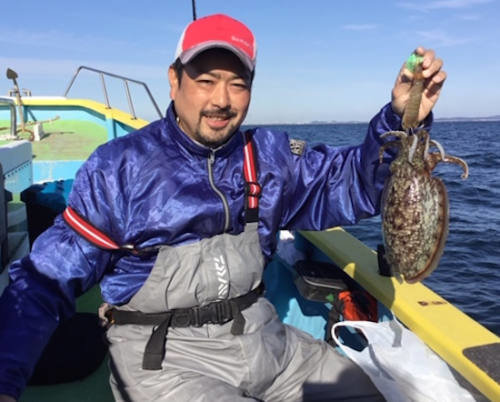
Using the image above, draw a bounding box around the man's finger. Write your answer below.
[425,70,447,98]
[423,58,443,79]
[414,46,426,56]
[433,69,447,85]
[422,48,436,68]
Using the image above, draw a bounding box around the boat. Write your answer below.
[0,66,498,402]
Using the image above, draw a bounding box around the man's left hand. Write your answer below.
[391,46,446,123]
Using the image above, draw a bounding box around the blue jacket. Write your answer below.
[0,102,418,398]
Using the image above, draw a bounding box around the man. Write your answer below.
[0,13,445,402]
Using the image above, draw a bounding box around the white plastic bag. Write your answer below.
[331,319,476,402]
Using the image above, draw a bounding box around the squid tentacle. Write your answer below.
[408,134,419,163]
[379,140,401,164]
[380,130,407,140]
[429,139,446,161]
[444,155,469,179]
[425,152,469,179]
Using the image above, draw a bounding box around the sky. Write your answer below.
[1,0,499,124]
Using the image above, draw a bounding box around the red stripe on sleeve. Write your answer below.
[63,206,120,250]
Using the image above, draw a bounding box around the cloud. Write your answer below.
[398,0,492,11]
[341,24,378,31]
[0,29,127,51]
[454,13,481,20]
[0,56,166,80]
[415,29,475,46]
[0,29,170,58]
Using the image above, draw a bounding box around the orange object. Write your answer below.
[338,290,378,322]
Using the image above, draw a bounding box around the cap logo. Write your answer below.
[231,35,251,51]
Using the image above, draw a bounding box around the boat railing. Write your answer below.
[0,97,18,139]
[64,66,163,120]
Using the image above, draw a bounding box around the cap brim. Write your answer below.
[178,41,255,72]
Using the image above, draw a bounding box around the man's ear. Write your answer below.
[168,66,179,100]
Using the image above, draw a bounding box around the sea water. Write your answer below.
[249,120,500,336]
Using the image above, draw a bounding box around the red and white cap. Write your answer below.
[175,14,257,72]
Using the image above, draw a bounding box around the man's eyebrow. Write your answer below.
[203,71,222,79]
[192,68,250,82]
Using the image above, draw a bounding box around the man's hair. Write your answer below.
[171,58,184,85]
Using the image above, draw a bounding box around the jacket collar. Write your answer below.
[164,102,243,158]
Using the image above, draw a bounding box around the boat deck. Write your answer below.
[0,120,107,161]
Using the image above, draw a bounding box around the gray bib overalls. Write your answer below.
[100,133,383,401]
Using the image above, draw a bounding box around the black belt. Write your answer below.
[107,282,264,370]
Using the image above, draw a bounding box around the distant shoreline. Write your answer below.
[247,116,500,126]
[434,116,500,122]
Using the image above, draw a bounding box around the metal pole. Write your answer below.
[64,66,163,118]
[6,70,26,133]
[9,102,16,139]
[123,80,137,119]
[100,73,111,108]
[64,67,82,97]
[12,77,26,133]
[143,86,163,119]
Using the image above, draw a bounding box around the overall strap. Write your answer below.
[63,206,157,254]
[63,206,122,251]
[63,131,262,251]
[242,130,261,223]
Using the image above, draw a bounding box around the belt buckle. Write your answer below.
[191,307,201,327]
[199,303,218,325]
[171,310,192,327]
[216,301,232,324]
[202,302,228,325]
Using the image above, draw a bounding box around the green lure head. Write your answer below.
[406,53,424,73]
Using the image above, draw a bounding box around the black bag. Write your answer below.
[28,312,108,385]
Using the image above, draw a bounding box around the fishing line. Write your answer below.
[191,0,197,20]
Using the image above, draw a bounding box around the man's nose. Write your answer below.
[211,82,230,108]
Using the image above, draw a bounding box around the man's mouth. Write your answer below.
[205,117,230,129]
[202,111,236,130]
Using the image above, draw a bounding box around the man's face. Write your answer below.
[169,49,252,148]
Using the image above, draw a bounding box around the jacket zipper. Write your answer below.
[207,151,230,232]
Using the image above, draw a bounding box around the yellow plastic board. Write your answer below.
[300,227,500,401]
